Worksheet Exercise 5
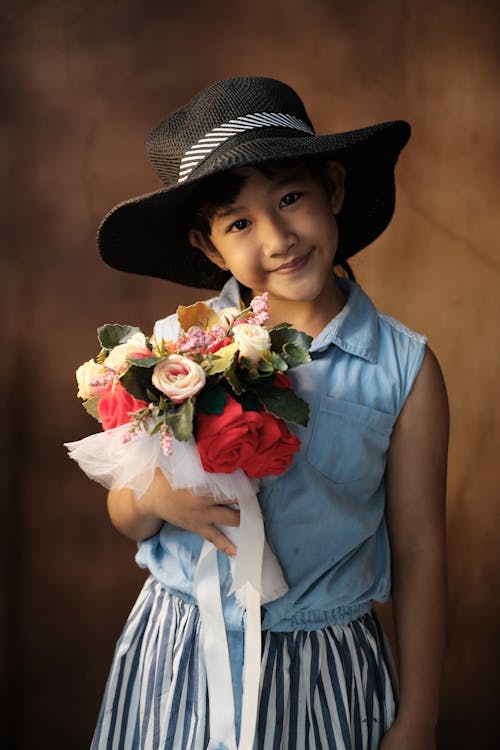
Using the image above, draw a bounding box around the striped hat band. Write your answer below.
[178,112,314,183]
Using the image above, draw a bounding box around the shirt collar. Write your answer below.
[217,276,378,363]
[215,276,242,310]
[310,278,378,362]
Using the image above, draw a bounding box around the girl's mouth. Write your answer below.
[274,250,312,274]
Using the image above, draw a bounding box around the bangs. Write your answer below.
[185,157,329,237]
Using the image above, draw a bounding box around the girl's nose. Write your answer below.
[261,214,297,256]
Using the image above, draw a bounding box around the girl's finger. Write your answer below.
[202,525,237,558]
[209,506,240,527]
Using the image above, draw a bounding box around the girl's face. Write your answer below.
[189,161,345,307]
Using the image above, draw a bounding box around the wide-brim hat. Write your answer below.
[98,77,410,289]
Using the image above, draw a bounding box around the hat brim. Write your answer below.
[98,120,410,288]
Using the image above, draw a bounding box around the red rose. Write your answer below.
[196,394,300,477]
[245,410,300,476]
[97,381,147,430]
[274,372,292,388]
[208,337,233,354]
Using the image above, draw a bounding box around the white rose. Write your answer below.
[233,323,271,364]
[152,354,206,404]
[104,332,149,372]
[76,359,108,399]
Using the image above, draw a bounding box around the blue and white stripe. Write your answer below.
[91,576,398,749]
[178,113,314,184]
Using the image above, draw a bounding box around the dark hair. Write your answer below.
[185,158,356,281]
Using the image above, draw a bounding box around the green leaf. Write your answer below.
[147,388,160,403]
[98,324,141,350]
[150,421,164,436]
[270,326,313,357]
[238,391,261,412]
[120,365,153,402]
[196,385,228,415]
[95,348,108,365]
[205,342,239,375]
[238,355,265,377]
[169,399,194,442]
[224,356,243,395]
[83,396,100,421]
[128,356,158,368]
[257,386,310,426]
[259,350,288,372]
[282,342,311,366]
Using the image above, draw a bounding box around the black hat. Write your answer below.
[98,76,410,288]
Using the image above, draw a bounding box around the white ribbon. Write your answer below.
[239,583,262,750]
[196,478,267,750]
[195,539,237,750]
[65,426,288,749]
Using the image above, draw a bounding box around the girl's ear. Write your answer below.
[323,161,346,215]
[188,229,228,270]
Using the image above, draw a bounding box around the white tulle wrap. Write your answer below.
[65,424,288,750]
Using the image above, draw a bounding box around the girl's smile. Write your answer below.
[272,248,313,274]
[189,161,347,334]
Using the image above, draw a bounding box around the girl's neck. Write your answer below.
[244,275,348,339]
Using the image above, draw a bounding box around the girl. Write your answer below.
[89,77,448,749]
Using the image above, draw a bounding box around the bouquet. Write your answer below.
[67,291,312,750]
[75,291,311,472]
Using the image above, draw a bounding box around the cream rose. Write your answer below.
[104,332,149,372]
[152,354,206,403]
[76,359,108,399]
[233,323,271,364]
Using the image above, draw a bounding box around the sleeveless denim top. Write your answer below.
[136,277,427,632]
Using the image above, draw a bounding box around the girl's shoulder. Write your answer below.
[333,281,429,415]
[372,308,428,416]
[331,279,427,363]
[375,309,427,347]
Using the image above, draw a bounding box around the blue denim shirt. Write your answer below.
[136,277,427,632]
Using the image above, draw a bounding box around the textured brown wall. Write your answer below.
[2,1,499,747]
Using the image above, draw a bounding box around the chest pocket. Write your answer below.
[306,395,394,485]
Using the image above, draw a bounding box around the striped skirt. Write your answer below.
[91,577,398,749]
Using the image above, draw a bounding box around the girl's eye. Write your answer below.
[227,218,250,233]
[279,192,301,208]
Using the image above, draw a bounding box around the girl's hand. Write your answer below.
[140,468,240,556]
[107,468,240,557]
[379,719,436,750]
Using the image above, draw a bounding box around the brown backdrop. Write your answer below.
[2,1,499,747]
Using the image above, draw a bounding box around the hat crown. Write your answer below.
[146,77,315,187]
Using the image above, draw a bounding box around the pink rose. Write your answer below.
[104,332,150,372]
[152,354,206,403]
[128,349,152,361]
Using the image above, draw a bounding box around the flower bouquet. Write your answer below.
[65,292,312,750]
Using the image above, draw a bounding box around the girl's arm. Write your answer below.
[381,347,449,750]
[107,469,239,557]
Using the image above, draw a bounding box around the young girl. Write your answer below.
[88,77,448,749]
